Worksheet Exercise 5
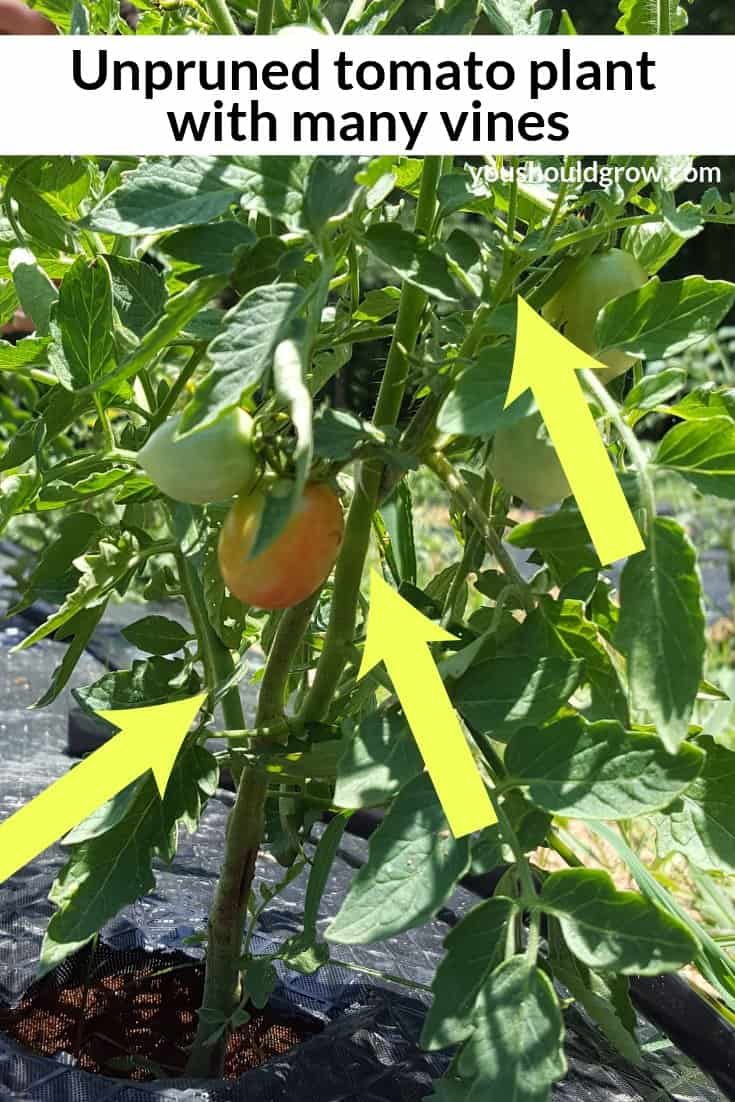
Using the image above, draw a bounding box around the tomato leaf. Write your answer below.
[654,417,735,499]
[121,615,194,656]
[452,655,584,741]
[452,957,566,1101]
[40,745,216,975]
[541,868,698,974]
[179,283,306,437]
[595,276,735,361]
[334,708,423,809]
[616,518,705,752]
[48,257,116,388]
[327,773,470,944]
[421,897,514,1050]
[505,714,704,818]
[652,737,735,874]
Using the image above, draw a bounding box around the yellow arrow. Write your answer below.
[358,570,495,838]
[0,693,206,885]
[507,296,645,566]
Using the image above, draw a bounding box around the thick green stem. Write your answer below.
[204,0,240,32]
[185,768,268,1077]
[299,156,443,723]
[186,581,318,1075]
[256,591,320,725]
[254,0,274,33]
[659,0,672,34]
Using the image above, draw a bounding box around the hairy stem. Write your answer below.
[299,156,443,723]
[185,768,268,1077]
[187,584,317,1075]
[204,0,240,33]
[581,367,655,535]
[426,452,534,610]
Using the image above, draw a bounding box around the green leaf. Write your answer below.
[437,344,534,436]
[654,417,735,499]
[546,921,641,1065]
[616,518,705,752]
[511,598,628,726]
[452,656,583,741]
[41,745,216,974]
[281,811,350,968]
[343,0,404,32]
[93,275,226,396]
[652,737,735,874]
[595,276,735,361]
[622,367,686,422]
[616,0,688,33]
[364,224,461,303]
[0,336,49,371]
[417,0,479,34]
[480,0,551,33]
[303,157,362,236]
[327,773,470,944]
[506,714,704,819]
[106,255,168,338]
[49,257,116,388]
[87,157,243,235]
[313,408,383,461]
[670,383,735,422]
[454,956,565,1102]
[36,604,106,708]
[352,286,401,322]
[541,868,698,974]
[13,532,141,651]
[10,247,58,336]
[0,278,16,325]
[624,218,691,275]
[7,512,102,613]
[121,615,194,656]
[334,708,423,808]
[379,482,416,586]
[179,283,306,436]
[88,156,310,235]
[160,220,255,277]
[0,473,38,536]
[421,897,514,1050]
[74,656,201,712]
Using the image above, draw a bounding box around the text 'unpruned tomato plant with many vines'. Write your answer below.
[2,4,735,1097]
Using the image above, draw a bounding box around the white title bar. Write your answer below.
[2,35,732,155]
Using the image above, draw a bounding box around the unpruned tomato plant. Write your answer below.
[1,6,735,1098]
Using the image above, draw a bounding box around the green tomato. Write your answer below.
[543,248,647,383]
[138,408,256,505]
[491,413,570,510]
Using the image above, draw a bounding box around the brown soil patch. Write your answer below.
[0,947,320,1081]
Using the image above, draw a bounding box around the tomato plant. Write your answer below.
[1,0,735,1098]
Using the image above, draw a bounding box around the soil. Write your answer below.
[0,946,321,1081]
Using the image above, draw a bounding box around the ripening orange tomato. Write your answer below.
[218,483,344,610]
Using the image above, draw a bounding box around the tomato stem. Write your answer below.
[254,0,274,33]
[298,156,443,724]
[256,591,320,725]
[580,367,656,536]
[204,0,240,33]
[426,451,535,611]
